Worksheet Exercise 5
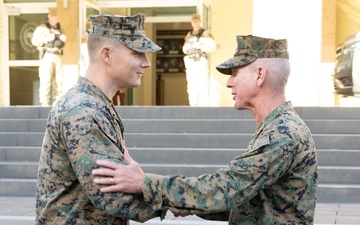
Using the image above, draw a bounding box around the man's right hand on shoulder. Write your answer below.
[92,148,145,194]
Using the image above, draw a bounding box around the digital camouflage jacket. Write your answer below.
[142,102,318,225]
[36,76,165,224]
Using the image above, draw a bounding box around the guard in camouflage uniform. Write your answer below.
[93,35,318,225]
[35,13,166,224]
[183,14,216,106]
[32,8,66,106]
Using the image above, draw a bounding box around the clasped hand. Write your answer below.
[92,148,144,193]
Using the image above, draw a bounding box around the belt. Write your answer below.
[46,49,63,55]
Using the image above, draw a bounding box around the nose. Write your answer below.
[226,75,235,88]
[141,54,151,68]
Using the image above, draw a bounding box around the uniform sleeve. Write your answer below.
[169,207,230,221]
[31,25,49,47]
[142,134,295,215]
[199,30,216,53]
[61,106,165,222]
[182,32,191,54]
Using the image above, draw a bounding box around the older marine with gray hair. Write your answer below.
[92,35,318,225]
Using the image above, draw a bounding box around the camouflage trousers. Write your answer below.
[184,56,210,106]
[39,52,63,106]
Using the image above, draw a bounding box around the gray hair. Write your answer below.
[249,58,290,93]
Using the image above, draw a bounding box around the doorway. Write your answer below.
[1,0,211,106]
[1,3,54,105]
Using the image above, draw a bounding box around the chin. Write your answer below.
[234,103,246,110]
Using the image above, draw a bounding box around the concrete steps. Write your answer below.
[1,132,359,149]
[0,106,359,203]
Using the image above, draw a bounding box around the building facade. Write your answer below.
[0,0,359,106]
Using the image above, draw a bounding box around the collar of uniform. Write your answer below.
[77,76,112,104]
[259,101,293,131]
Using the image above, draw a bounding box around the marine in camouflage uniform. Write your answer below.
[36,13,165,224]
[93,35,318,225]
[142,100,317,224]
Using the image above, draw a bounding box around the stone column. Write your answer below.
[56,0,80,92]
[321,0,338,106]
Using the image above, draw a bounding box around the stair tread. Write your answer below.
[318,184,360,188]
[0,178,36,181]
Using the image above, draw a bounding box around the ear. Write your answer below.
[255,67,266,87]
[101,46,111,66]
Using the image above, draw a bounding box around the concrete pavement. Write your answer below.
[0,196,359,225]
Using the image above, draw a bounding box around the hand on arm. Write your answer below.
[92,147,144,193]
[65,108,164,221]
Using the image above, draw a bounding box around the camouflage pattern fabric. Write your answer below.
[142,101,318,225]
[89,13,161,53]
[216,35,289,75]
[36,76,165,224]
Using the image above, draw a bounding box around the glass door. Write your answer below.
[1,2,55,105]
